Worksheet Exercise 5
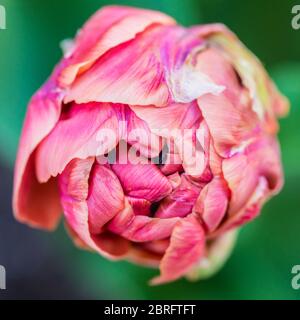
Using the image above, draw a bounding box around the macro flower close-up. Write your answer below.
[12,5,289,285]
[2,0,300,302]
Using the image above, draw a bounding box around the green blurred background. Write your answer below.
[0,0,299,299]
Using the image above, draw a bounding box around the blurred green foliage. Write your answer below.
[0,0,299,299]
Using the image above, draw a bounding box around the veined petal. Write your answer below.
[59,158,130,259]
[155,175,201,219]
[112,156,172,202]
[223,152,258,215]
[87,164,125,234]
[174,121,210,177]
[64,25,176,106]
[64,25,221,106]
[209,140,223,176]
[131,101,205,177]
[130,101,201,137]
[36,102,119,182]
[195,47,243,105]
[13,89,63,230]
[108,207,179,242]
[127,196,151,216]
[160,143,183,175]
[126,107,163,158]
[206,30,289,122]
[193,177,229,232]
[151,215,205,285]
[59,6,176,86]
[221,136,283,230]
[197,93,258,157]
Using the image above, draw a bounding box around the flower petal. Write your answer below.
[59,6,175,86]
[127,247,161,268]
[13,88,63,230]
[206,29,289,123]
[197,93,258,157]
[219,136,283,232]
[112,157,172,202]
[87,164,125,234]
[151,215,205,285]
[36,102,119,182]
[126,108,163,159]
[155,175,201,219]
[195,47,243,105]
[131,101,206,177]
[186,229,237,280]
[64,24,220,106]
[108,204,179,242]
[143,239,170,255]
[64,25,175,105]
[193,177,229,232]
[130,101,201,137]
[59,158,130,259]
[127,196,151,216]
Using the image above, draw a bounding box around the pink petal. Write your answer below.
[130,101,201,136]
[174,120,211,177]
[59,6,175,86]
[87,164,125,234]
[59,158,130,258]
[125,107,163,159]
[195,46,262,160]
[167,172,181,189]
[112,157,172,202]
[195,23,289,131]
[92,232,131,258]
[195,47,243,106]
[160,143,183,175]
[13,88,63,230]
[131,101,205,176]
[209,140,223,176]
[64,25,172,106]
[64,25,208,106]
[193,177,229,232]
[151,215,205,285]
[219,136,283,231]
[143,239,170,255]
[127,246,162,268]
[127,196,151,216]
[64,221,92,250]
[223,152,258,215]
[108,205,179,242]
[35,102,120,182]
[197,93,258,157]
[155,175,201,219]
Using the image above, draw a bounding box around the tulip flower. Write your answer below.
[13,6,289,284]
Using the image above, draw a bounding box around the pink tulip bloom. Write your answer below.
[13,6,289,284]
